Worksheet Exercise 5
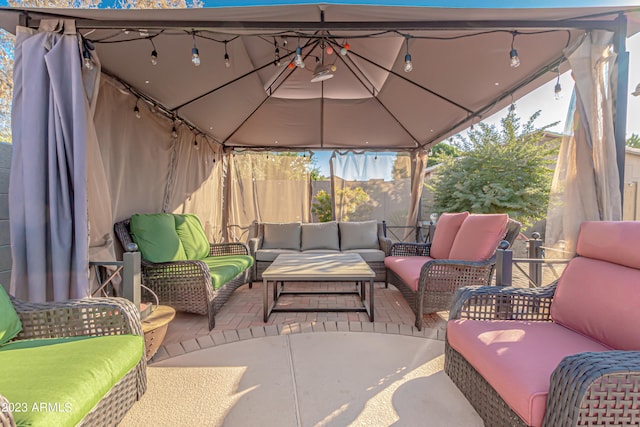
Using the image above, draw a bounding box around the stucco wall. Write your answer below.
[0,142,10,292]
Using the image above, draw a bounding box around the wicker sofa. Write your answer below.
[0,291,146,427]
[115,213,253,330]
[385,212,521,329]
[248,220,391,282]
[445,221,640,427]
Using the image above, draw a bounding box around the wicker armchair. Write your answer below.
[1,296,146,427]
[114,218,252,330]
[386,218,520,330]
[446,284,640,427]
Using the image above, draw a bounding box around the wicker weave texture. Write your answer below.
[115,218,252,330]
[0,394,15,427]
[445,340,527,427]
[3,297,146,426]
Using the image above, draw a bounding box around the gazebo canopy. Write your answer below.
[1,3,638,150]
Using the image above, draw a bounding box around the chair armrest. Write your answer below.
[247,237,262,257]
[449,282,558,321]
[378,236,392,255]
[11,296,142,339]
[0,393,15,426]
[209,242,250,257]
[543,351,640,427]
[390,242,432,256]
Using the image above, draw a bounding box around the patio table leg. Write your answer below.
[369,279,375,321]
[263,278,269,322]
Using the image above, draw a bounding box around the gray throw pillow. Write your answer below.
[301,222,339,251]
[339,220,379,250]
[262,223,301,250]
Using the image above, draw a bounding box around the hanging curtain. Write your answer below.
[227,151,313,242]
[10,20,98,300]
[329,151,414,232]
[545,31,622,257]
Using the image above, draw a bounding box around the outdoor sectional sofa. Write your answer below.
[115,213,253,330]
[249,220,391,281]
[0,288,146,426]
[384,212,521,329]
[445,221,640,427]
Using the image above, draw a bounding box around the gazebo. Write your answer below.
[0,2,637,300]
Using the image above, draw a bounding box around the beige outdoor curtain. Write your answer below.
[545,30,622,257]
[9,20,98,300]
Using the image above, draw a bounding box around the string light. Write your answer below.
[510,32,520,68]
[191,33,200,67]
[149,38,158,65]
[340,41,350,56]
[274,39,281,67]
[403,36,413,73]
[194,140,199,150]
[172,125,178,138]
[509,94,516,112]
[224,40,230,68]
[134,99,141,119]
[82,38,94,70]
[554,69,562,100]
[294,44,305,68]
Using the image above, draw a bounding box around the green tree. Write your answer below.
[428,111,559,228]
[426,142,460,167]
[311,187,372,222]
[627,133,640,148]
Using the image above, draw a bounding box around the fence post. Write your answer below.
[528,232,543,287]
[495,240,512,286]
[122,243,141,312]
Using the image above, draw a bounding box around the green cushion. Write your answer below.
[130,213,187,262]
[0,286,21,346]
[0,335,144,427]
[201,255,254,290]
[174,214,210,260]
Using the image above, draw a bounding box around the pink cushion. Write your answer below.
[430,212,469,259]
[550,257,640,350]
[384,256,432,291]
[448,214,508,261]
[447,319,609,427]
[576,221,640,270]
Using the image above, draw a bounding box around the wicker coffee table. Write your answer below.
[262,253,376,322]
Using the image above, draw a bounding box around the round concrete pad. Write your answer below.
[121,332,482,427]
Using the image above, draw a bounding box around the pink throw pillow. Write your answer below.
[448,214,508,261]
[429,212,469,259]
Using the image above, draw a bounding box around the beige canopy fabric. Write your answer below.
[545,30,623,257]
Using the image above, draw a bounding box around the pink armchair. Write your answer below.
[446,221,640,427]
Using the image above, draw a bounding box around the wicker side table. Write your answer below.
[141,305,176,361]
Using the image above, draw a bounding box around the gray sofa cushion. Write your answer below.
[301,222,339,251]
[343,249,386,262]
[262,222,301,250]
[339,220,379,251]
[256,248,301,262]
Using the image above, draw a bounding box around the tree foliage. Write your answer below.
[312,187,372,222]
[627,133,640,148]
[428,111,559,228]
[426,142,460,167]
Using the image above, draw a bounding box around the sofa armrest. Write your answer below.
[248,237,262,257]
[378,236,392,255]
[543,351,640,427]
[390,242,432,256]
[449,283,557,321]
[209,242,250,257]
[11,296,142,340]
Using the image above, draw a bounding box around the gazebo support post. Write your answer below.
[613,13,629,205]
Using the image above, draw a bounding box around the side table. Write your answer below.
[141,305,176,361]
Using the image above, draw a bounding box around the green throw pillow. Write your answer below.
[0,285,22,345]
[130,213,187,263]
[174,214,210,260]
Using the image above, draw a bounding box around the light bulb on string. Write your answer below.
[403,36,413,73]
[191,33,200,67]
[326,45,334,55]
[149,38,158,65]
[134,99,141,119]
[508,95,516,113]
[171,125,178,139]
[294,45,305,68]
[194,140,199,150]
[554,70,562,100]
[82,38,95,70]
[340,41,350,56]
[509,32,520,68]
[224,41,230,68]
[274,38,281,66]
